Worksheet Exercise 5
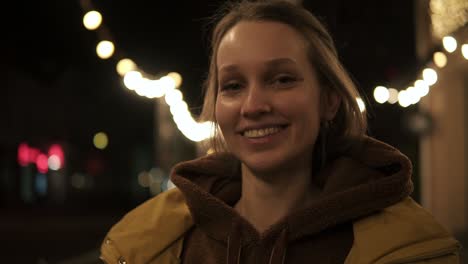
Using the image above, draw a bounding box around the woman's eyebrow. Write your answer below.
[218,57,297,73]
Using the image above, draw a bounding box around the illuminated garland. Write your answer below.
[372,34,467,108]
[79,1,214,142]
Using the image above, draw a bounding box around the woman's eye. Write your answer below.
[273,75,297,86]
[221,82,242,91]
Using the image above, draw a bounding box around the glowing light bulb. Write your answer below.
[398,90,411,108]
[96,40,115,59]
[387,88,399,104]
[422,68,438,86]
[433,52,447,68]
[83,10,102,30]
[462,44,468,60]
[442,36,457,53]
[123,71,143,90]
[116,58,136,76]
[48,155,61,171]
[414,80,430,97]
[164,88,183,107]
[167,72,183,88]
[373,86,390,104]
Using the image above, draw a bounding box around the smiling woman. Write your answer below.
[99,1,461,264]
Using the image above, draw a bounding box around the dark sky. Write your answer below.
[2,0,419,200]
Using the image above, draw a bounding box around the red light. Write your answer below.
[48,144,65,167]
[36,154,49,173]
[18,143,30,166]
[29,148,40,164]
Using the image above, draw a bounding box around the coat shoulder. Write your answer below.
[100,188,193,264]
[345,197,461,264]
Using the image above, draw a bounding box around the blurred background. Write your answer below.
[1,0,467,263]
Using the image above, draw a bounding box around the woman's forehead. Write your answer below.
[216,21,308,69]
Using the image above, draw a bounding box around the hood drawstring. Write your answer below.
[268,228,288,264]
[227,222,289,264]
[227,221,242,264]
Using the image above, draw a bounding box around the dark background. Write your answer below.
[1,0,422,262]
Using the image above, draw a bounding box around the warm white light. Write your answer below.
[387,88,399,104]
[433,52,447,68]
[442,36,457,53]
[422,68,438,86]
[398,90,411,108]
[406,86,421,105]
[414,80,430,97]
[96,40,115,59]
[144,80,167,98]
[48,155,61,171]
[169,101,189,117]
[167,72,183,88]
[116,58,136,76]
[123,71,143,90]
[373,86,390,104]
[83,11,102,30]
[462,44,468,60]
[134,79,152,97]
[159,76,176,91]
[165,89,183,107]
[356,98,366,112]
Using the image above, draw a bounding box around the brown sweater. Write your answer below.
[171,137,413,264]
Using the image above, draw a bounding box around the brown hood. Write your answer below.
[171,136,413,263]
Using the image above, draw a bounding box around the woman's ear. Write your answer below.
[321,90,341,120]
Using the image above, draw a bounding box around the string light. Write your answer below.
[116,58,136,76]
[442,36,457,53]
[373,86,390,104]
[462,44,468,60]
[387,88,399,104]
[83,11,102,30]
[433,51,447,68]
[96,40,115,59]
[80,1,465,141]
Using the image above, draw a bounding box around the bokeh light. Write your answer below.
[433,52,447,68]
[83,10,102,30]
[422,68,438,86]
[398,90,411,108]
[123,71,143,90]
[387,88,399,104]
[167,72,183,88]
[48,155,61,171]
[36,154,49,173]
[116,58,137,76]
[93,132,109,150]
[96,40,115,59]
[373,86,390,104]
[462,44,468,60]
[442,36,457,53]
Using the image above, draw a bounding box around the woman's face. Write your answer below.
[215,21,329,174]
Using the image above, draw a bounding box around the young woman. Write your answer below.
[100,1,461,263]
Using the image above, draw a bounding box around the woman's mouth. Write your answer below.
[242,125,288,138]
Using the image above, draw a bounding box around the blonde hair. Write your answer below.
[199,0,367,167]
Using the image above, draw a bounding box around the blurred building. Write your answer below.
[415,0,468,255]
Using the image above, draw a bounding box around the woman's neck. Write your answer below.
[234,163,322,233]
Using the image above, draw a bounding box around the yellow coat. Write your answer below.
[100,188,461,264]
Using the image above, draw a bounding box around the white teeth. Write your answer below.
[243,126,283,138]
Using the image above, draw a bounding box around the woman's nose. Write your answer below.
[240,86,272,118]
